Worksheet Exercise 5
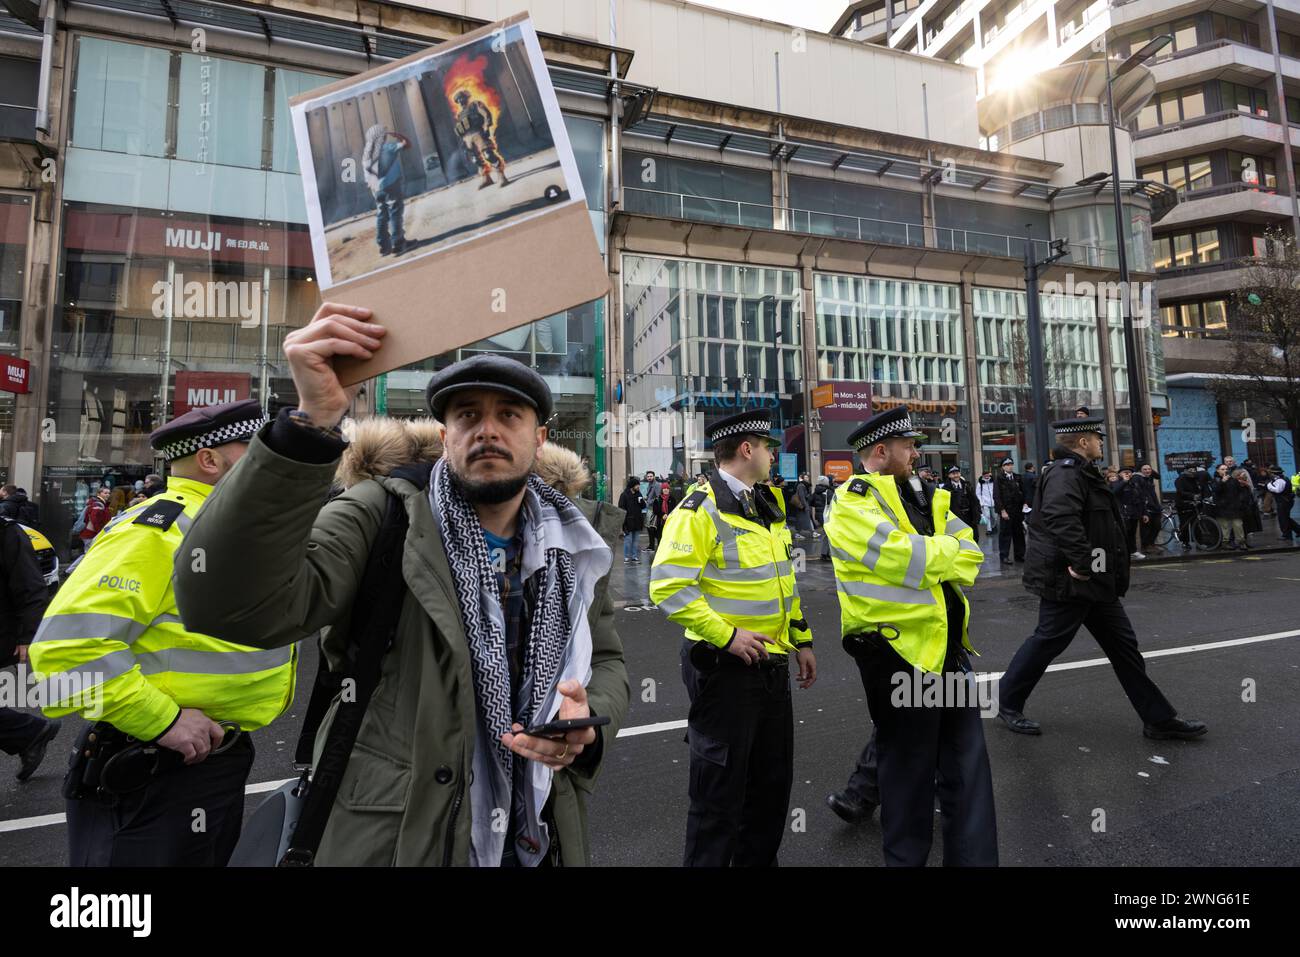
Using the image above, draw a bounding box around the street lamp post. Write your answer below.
[1103,33,1172,467]
[1024,228,1069,465]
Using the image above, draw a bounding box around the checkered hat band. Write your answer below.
[853,416,916,451]
[1054,422,1101,434]
[159,415,268,462]
[709,419,772,442]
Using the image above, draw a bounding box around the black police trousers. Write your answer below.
[998,513,1025,562]
[853,636,998,866]
[66,734,255,866]
[999,598,1177,725]
[680,638,793,867]
[0,707,48,754]
[844,730,879,805]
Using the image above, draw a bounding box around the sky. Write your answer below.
[686,0,851,33]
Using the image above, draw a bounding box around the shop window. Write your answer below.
[0,194,31,352]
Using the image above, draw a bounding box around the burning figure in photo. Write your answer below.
[362,125,410,255]
[452,87,510,189]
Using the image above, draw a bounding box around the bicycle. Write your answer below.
[1169,498,1222,551]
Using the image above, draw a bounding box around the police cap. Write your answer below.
[706,409,774,445]
[847,405,927,452]
[150,399,267,463]
[1052,415,1106,437]
[426,354,553,424]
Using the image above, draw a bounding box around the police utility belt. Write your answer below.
[63,720,243,800]
[689,637,788,672]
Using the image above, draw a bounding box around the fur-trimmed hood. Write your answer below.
[337,416,592,498]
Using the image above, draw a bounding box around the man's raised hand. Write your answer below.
[282,302,386,427]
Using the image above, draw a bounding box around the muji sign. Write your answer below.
[1,356,30,394]
[173,371,251,416]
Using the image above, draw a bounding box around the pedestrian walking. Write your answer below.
[977,470,997,534]
[997,417,1207,741]
[618,476,646,564]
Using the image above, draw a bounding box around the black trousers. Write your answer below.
[844,729,879,805]
[998,513,1025,561]
[680,639,793,867]
[1176,505,1196,545]
[1276,495,1298,539]
[1000,598,1177,725]
[852,637,998,867]
[66,735,255,866]
[0,707,49,755]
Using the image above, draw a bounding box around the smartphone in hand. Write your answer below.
[517,715,611,738]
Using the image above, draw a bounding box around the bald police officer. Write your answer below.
[31,400,297,866]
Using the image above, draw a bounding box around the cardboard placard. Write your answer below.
[288,13,608,385]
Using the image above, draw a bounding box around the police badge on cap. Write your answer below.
[846,405,927,452]
[150,399,267,463]
[705,409,774,444]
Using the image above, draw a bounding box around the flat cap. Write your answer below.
[1052,415,1105,437]
[426,354,553,424]
[706,409,775,444]
[150,399,267,463]
[847,405,927,452]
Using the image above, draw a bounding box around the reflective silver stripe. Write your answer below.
[175,512,193,535]
[958,538,982,553]
[700,499,741,566]
[775,560,793,578]
[136,646,291,676]
[27,648,139,703]
[33,613,150,646]
[945,516,971,536]
[860,523,895,570]
[836,578,936,605]
[867,486,901,526]
[651,562,702,582]
[829,546,859,564]
[657,584,704,615]
[706,595,781,617]
[150,613,186,628]
[902,534,929,589]
[705,561,777,583]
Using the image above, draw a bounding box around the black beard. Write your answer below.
[448,463,529,505]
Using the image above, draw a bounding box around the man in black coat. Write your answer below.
[996,418,1207,740]
[1111,466,1147,558]
[1173,465,1202,546]
[993,458,1027,564]
[0,517,62,781]
[942,465,981,543]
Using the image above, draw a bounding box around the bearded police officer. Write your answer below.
[649,409,816,866]
[997,417,1208,740]
[30,400,297,866]
[825,405,997,866]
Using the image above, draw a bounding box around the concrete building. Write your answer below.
[834,0,1300,483]
[0,0,1164,556]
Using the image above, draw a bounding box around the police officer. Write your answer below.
[649,408,816,866]
[824,405,996,866]
[997,417,1208,740]
[30,399,298,866]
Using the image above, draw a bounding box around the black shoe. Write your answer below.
[1143,717,1208,740]
[998,708,1041,735]
[826,791,876,824]
[1000,557,1012,564]
[16,718,62,782]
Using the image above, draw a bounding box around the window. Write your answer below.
[1156,228,1224,269]
[1152,235,1172,270]
[1187,156,1212,192]
[1173,18,1198,51]
[1173,233,1194,268]
[1194,228,1221,263]
[1228,152,1277,189]
[1221,81,1270,118]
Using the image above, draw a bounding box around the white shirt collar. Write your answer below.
[716,466,752,498]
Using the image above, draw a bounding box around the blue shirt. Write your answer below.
[376,142,404,192]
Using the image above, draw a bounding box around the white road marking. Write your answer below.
[3,628,1298,836]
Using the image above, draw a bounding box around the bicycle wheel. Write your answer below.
[1154,511,1176,548]
[1192,516,1222,550]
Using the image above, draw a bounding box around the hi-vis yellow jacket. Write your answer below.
[825,473,983,674]
[29,477,296,740]
[649,477,812,654]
